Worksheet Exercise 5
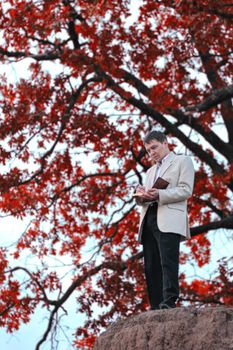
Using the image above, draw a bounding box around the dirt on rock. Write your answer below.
[94,306,233,350]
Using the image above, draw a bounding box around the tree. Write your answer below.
[0,0,232,348]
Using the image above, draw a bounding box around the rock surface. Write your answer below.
[94,306,233,350]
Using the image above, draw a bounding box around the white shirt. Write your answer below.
[154,152,170,181]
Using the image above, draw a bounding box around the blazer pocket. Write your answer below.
[167,203,185,212]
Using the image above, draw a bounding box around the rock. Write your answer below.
[94,306,233,350]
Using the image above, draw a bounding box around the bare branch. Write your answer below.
[35,308,58,350]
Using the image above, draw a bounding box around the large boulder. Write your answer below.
[94,306,233,350]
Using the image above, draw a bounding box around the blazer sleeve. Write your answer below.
[158,156,195,205]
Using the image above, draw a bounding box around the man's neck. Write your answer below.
[160,151,170,163]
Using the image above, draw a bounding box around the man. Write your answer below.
[135,130,195,310]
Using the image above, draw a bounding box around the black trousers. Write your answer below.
[142,203,180,309]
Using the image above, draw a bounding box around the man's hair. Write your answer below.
[143,130,167,144]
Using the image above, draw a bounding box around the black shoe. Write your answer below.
[159,302,176,309]
[150,306,160,310]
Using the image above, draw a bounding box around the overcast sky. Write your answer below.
[0,2,232,349]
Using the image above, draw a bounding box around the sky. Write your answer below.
[0,2,232,349]
[0,216,83,350]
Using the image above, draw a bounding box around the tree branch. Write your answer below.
[0,47,59,61]
[15,77,101,187]
[170,108,233,162]
[0,302,15,317]
[6,267,53,305]
[193,42,233,143]
[96,69,229,179]
[106,66,233,162]
[191,215,233,236]
[185,84,233,112]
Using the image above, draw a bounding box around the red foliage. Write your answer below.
[0,0,232,349]
[180,258,233,306]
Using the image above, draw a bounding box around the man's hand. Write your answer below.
[134,186,159,201]
[142,188,159,201]
[135,185,146,195]
[133,185,145,204]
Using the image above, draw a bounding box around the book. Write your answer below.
[133,177,169,197]
[151,177,169,189]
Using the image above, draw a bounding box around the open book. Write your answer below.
[133,177,169,197]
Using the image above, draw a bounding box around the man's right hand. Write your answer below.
[134,185,147,204]
[136,185,146,193]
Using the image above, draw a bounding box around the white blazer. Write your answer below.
[138,152,195,243]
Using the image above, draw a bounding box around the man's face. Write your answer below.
[145,139,169,163]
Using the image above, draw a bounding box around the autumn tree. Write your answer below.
[0,0,232,348]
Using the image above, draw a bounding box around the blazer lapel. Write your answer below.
[145,152,176,189]
[159,152,176,178]
[145,164,157,190]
